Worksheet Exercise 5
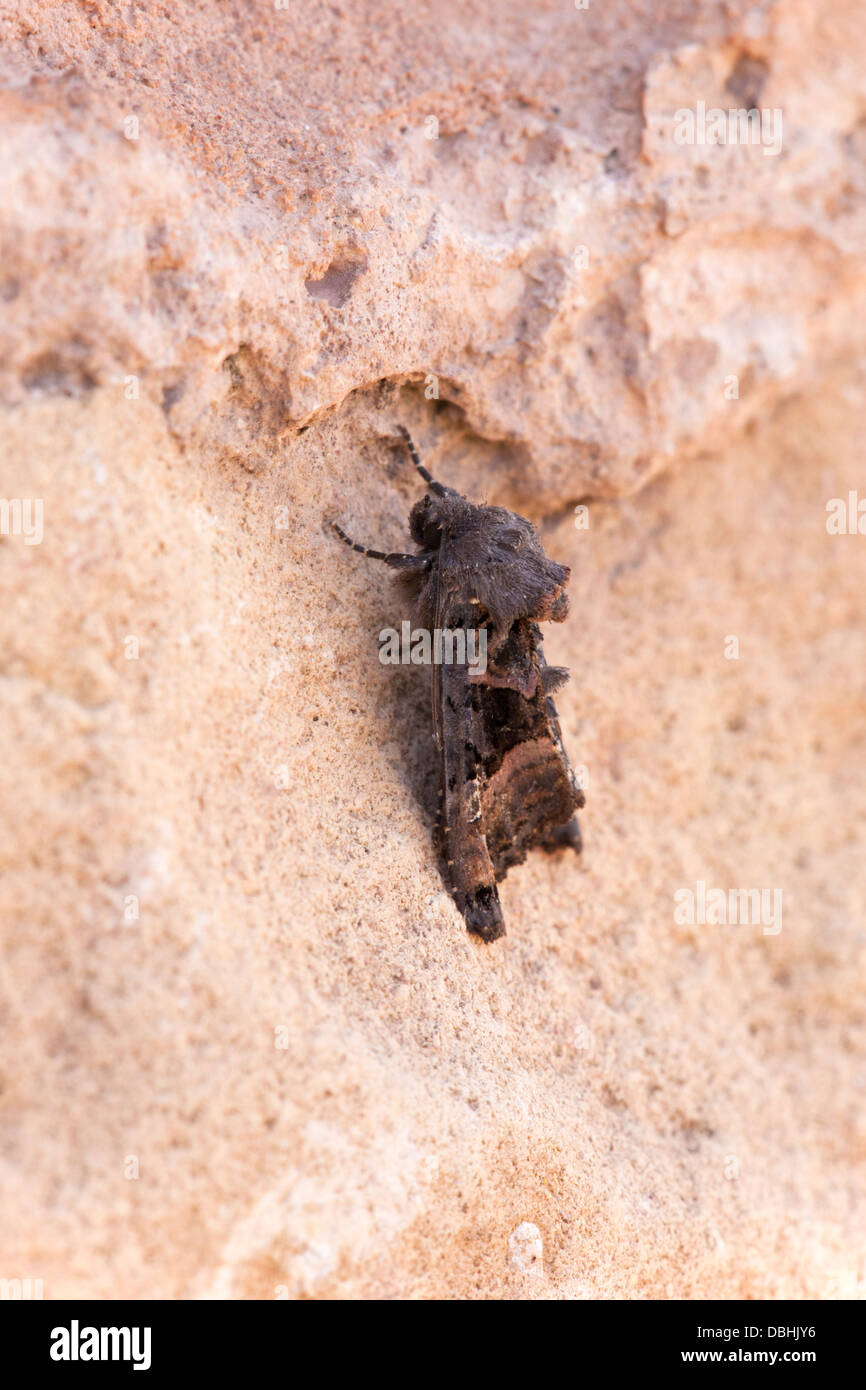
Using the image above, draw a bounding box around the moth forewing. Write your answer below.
[436,600,505,942]
[473,621,584,879]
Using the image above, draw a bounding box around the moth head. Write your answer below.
[409,492,458,549]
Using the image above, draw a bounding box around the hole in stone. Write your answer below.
[305,255,367,308]
[22,348,96,397]
[725,54,768,109]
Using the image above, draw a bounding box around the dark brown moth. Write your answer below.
[332,426,584,942]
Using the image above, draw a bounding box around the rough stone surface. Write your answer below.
[1,2,864,1299]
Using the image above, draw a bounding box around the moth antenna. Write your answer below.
[396,425,447,497]
[330,520,428,571]
[330,520,392,561]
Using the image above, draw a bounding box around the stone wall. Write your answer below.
[1,0,864,1298]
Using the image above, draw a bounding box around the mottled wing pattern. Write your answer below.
[435,590,505,942]
[474,619,584,880]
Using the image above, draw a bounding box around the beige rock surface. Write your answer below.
[0,1,864,1299]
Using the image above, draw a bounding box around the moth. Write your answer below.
[332,426,584,942]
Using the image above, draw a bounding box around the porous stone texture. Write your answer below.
[1,1,864,1300]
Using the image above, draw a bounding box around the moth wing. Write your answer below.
[435,591,505,942]
[428,535,450,753]
[475,620,584,878]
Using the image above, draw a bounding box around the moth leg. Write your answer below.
[330,521,429,573]
[439,662,505,942]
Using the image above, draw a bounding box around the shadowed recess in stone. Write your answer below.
[305,256,368,308]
